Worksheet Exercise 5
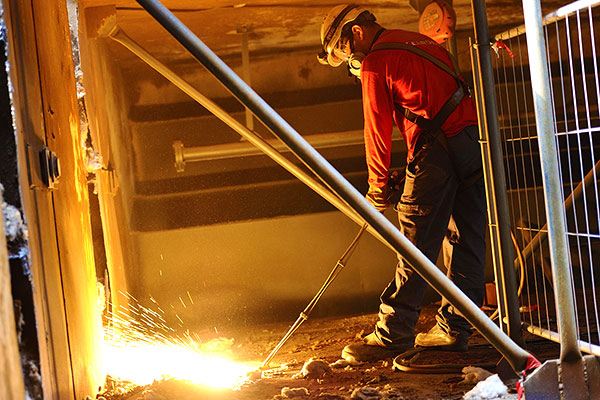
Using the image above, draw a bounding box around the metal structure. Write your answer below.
[491,0,600,357]
[470,0,523,346]
[481,0,600,396]
[171,130,393,170]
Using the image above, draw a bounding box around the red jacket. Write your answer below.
[361,29,478,188]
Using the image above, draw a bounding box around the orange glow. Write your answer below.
[102,338,257,389]
[102,295,258,389]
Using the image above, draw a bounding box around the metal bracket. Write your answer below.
[25,143,61,190]
[173,140,185,172]
[104,165,119,196]
[523,355,600,399]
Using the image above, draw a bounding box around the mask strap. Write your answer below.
[369,28,387,51]
[349,26,385,58]
[346,28,386,78]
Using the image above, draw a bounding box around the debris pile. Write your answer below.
[463,374,509,399]
[280,386,310,398]
[350,386,383,399]
[98,375,141,399]
[294,358,332,380]
[462,366,494,384]
[330,359,360,369]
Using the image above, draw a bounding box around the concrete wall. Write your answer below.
[130,210,403,330]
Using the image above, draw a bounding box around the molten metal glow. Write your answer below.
[102,340,257,389]
[102,294,258,389]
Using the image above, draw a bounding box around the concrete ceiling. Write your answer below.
[78,0,568,110]
[80,0,566,68]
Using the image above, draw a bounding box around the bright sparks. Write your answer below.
[102,340,256,389]
[103,294,258,390]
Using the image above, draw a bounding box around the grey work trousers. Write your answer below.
[375,125,487,346]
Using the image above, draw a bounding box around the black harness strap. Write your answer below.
[369,41,482,188]
[370,41,466,143]
[371,42,460,78]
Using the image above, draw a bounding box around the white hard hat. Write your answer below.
[318,4,372,67]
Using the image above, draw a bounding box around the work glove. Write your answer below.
[365,171,405,212]
[365,184,393,212]
[387,170,404,192]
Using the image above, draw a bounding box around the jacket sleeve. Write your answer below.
[362,69,395,188]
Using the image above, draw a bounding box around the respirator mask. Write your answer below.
[347,52,365,78]
[318,5,373,79]
[336,30,365,79]
[318,33,364,79]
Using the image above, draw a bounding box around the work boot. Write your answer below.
[342,332,414,363]
[414,324,468,351]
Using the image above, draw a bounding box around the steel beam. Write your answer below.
[469,38,510,337]
[471,0,523,345]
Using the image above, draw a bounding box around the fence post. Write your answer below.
[470,0,524,346]
[469,38,512,342]
[522,0,581,366]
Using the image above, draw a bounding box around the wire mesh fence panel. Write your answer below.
[490,0,600,355]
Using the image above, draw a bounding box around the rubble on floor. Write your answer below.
[279,386,310,398]
[461,366,494,384]
[96,306,558,400]
[294,358,332,379]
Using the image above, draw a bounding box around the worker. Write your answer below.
[318,4,486,362]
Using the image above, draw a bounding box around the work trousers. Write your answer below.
[375,125,487,346]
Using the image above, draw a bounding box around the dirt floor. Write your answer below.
[98,304,560,400]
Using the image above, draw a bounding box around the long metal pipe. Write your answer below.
[173,129,368,165]
[524,323,600,357]
[495,0,600,41]
[522,0,582,364]
[239,27,254,132]
[471,0,523,345]
[135,0,534,374]
[104,25,394,247]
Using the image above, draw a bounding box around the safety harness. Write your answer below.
[370,41,482,188]
[371,41,465,151]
